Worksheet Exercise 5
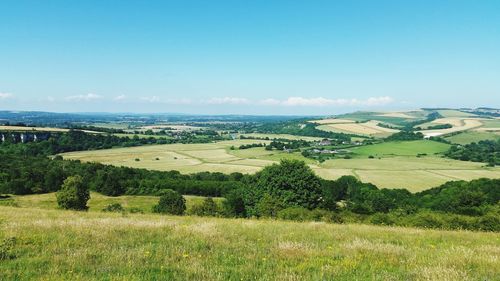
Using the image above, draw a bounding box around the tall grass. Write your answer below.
[1,206,498,280]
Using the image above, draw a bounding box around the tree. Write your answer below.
[152,189,186,215]
[190,197,218,216]
[56,175,90,210]
[246,160,322,216]
[222,189,246,217]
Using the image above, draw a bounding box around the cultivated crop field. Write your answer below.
[60,140,500,192]
[317,120,398,137]
[1,206,499,280]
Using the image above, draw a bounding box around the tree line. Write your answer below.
[0,131,498,232]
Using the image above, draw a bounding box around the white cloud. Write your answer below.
[259,96,394,107]
[259,98,281,105]
[140,96,161,103]
[204,97,250,105]
[0,92,13,100]
[113,95,126,101]
[65,93,102,102]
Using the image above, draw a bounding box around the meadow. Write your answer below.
[60,139,500,192]
[0,192,222,214]
[1,206,498,280]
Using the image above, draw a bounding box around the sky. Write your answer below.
[0,0,499,115]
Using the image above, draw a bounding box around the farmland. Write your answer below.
[1,205,498,280]
[61,139,500,192]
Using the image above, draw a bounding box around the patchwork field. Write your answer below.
[317,120,398,137]
[60,140,500,192]
[418,118,485,137]
[1,206,498,280]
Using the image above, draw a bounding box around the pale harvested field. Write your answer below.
[62,140,273,174]
[375,112,417,119]
[419,118,484,137]
[317,120,398,137]
[61,142,500,192]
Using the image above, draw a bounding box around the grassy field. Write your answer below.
[445,131,500,145]
[60,140,500,192]
[436,109,477,117]
[350,140,450,157]
[1,206,498,280]
[0,192,222,214]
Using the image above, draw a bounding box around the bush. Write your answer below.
[0,237,16,260]
[56,175,90,211]
[102,203,125,213]
[370,213,395,226]
[189,197,218,216]
[409,212,445,229]
[277,207,311,221]
[222,189,246,217]
[475,213,500,231]
[256,194,284,218]
[152,189,186,215]
[128,207,144,214]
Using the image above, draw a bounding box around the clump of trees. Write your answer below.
[241,160,322,217]
[56,176,90,211]
[445,140,499,166]
[384,131,424,141]
[152,189,186,215]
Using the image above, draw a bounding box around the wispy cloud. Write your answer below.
[0,92,13,100]
[204,97,251,105]
[65,93,103,102]
[260,96,394,107]
[140,96,161,103]
[113,94,126,101]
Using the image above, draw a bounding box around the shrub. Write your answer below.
[102,203,125,213]
[370,213,395,226]
[0,237,16,260]
[129,207,144,214]
[222,189,246,217]
[56,175,90,211]
[277,207,311,221]
[152,189,186,215]
[189,197,218,216]
[409,212,444,229]
[476,213,500,231]
[256,194,284,218]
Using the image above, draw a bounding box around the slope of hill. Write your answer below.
[1,206,498,280]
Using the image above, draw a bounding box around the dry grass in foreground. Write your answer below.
[0,206,499,281]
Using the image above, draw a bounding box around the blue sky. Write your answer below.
[0,0,499,114]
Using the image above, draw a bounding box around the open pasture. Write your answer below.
[1,192,222,214]
[445,131,500,145]
[60,140,500,192]
[350,140,450,157]
[1,206,498,280]
[61,139,275,174]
